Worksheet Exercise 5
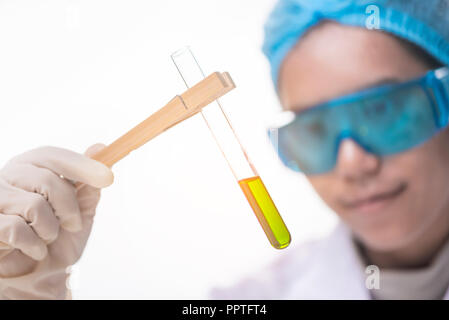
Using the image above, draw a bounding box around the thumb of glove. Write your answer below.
[74,143,114,190]
[84,143,108,159]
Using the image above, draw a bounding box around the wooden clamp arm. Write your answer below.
[90,71,235,168]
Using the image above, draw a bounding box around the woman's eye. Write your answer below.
[306,122,326,136]
[365,101,389,117]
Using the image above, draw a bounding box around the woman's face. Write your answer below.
[278,21,449,252]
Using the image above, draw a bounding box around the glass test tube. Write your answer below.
[171,47,291,249]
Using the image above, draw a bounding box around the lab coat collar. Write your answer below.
[444,290,449,299]
[288,222,449,300]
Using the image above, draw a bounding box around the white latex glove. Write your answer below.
[0,144,113,299]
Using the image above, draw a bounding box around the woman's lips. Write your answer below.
[341,183,407,214]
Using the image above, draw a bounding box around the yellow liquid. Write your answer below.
[239,176,291,249]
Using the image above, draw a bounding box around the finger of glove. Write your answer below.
[84,143,107,159]
[0,214,47,261]
[7,146,114,189]
[0,249,37,278]
[0,179,59,243]
[0,163,82,233]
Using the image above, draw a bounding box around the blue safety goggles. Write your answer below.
[268,67,449,175]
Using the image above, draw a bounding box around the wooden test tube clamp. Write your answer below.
[90,71,235,168]
[0,72,235,251]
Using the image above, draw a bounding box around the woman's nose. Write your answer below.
[334,138,381,181]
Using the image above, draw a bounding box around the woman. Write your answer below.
[212,0,449,299]
[1,0,449,299]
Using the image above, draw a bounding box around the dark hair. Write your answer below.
[394,35,445,69]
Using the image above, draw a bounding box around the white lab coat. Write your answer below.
[210,223,449,300]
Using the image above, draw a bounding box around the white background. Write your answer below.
[0,0,337,299]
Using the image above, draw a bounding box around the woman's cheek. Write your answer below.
[306,176,341,211]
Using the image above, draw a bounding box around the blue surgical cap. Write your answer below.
[263,0,449,89]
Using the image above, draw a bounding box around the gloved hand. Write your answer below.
[0,144,114,299]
